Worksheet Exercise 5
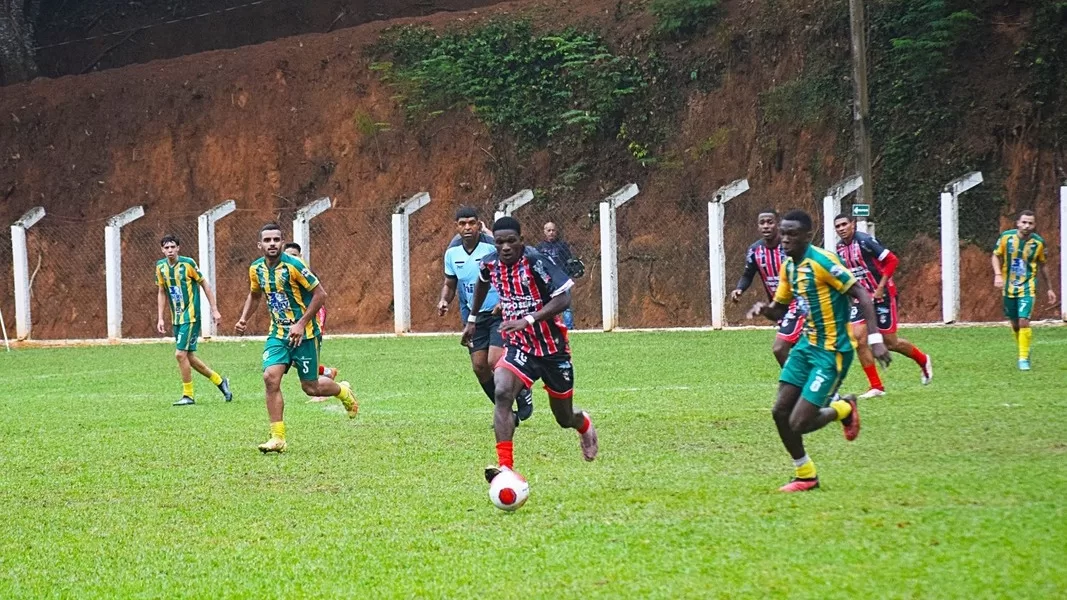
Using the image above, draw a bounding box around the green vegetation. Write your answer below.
[2,329,1066,596]
[651,0,722,38]
[370,21,646,150]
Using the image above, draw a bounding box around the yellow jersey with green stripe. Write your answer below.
[155,256,202,325]
[773,245,858,353]
[249,254,321,340]
[993,230,1046,298]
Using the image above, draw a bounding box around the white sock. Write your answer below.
[793,455,811,468]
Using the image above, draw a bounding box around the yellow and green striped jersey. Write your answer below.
[249,254,321,340]
[774,245,858,353]
[155,256,203,325]
[993,229,1046,298]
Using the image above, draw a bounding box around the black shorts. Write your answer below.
[776,308,805,343]
[468,312,504,354]
[496,346,574,400]
[849,295,898,334]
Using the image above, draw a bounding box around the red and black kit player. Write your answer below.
[463,216,598,494]
[833,214,933,398]
[731,210,805,366]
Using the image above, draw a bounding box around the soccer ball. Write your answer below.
[489,469,530,511]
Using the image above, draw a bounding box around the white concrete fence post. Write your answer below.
[599,183,639,332]
[1060,183,1066,322]
[940,171,983,324]
[105,205,146,340]
[392,192,431,334]
[708,179,750,329]
[11,206,45,341]
[494,189,534,222]
[292,197,332,266]
[822,175,863,250]
[197,200,237,338]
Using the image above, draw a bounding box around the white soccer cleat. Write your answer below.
[858,388,886,400]
[920,356,933,385]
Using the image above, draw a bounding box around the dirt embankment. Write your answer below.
[0,0,1061,339]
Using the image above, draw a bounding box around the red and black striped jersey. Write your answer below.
[836,232,896,296]
[479,247,574,357]
[740,239,787,301]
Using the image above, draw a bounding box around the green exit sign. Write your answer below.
[852,204,871,217]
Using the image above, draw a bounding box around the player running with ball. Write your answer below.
[463,217,598,492]
[751,210,890,492]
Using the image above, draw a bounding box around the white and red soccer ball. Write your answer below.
[489,469,529,511]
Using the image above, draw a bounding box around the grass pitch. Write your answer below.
[1,327,1065,598]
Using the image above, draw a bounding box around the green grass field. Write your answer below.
[2,327,1065,598]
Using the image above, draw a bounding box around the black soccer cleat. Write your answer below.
[484,465,502,484]
[516,387,534,422]
[218,377,233,402]
[173,396,195,406]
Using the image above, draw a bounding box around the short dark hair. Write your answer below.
[492,216,522,234]
[833,213,853,223]
[260,222,283,236]
[160,234,180,247]
[1017,209,1035,219]
[756,209,778,219]
[455,206,478,221]
[283,242,302,253]
[782,210,813,232]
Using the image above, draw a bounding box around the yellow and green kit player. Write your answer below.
[234,223,358,453]
[991,210,1057,370]
[156,235,232,406]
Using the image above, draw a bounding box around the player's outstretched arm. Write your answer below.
[749,301,787,322]
[234,291,260,335]
[198,279,222,324]
[849,284,891,367]
[289,285,327,347]
[157,286,167,335]
[500,290,571,334]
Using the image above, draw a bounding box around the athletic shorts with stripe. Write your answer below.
[496,346,574,400]
[776,308,805,343]
[848,294,898,334]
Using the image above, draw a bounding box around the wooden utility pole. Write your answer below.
[849,0,875,230]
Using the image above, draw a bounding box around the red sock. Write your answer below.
[909,347,928,366]
[318,365,325,376]
[577,414,591,434]
[863,364,884,390]
[495,441,514,469]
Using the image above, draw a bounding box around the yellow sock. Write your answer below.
[1018,327,1032,359]
[830,399,852,421]
[335,384,351,401]
[795,458,817,479]
[182,381,194,398]
[208,372,223,386]
[270,421,286,440]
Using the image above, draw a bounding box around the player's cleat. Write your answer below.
[484,464,509,484]
[218,377,233,402]
[919,356,933,385]
[173,396,195,406]
[516,388,534,422]
[579,411,598,462]
[859,388,886,400]
[339,381,359,418]
[1018,359,1031,371]
[779,477,820,492]
[840,394,860,441]
[322,367,338,380]
[258,437,287,453]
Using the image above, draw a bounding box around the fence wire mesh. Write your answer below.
[26,217,109,339]
[0,227,13,340]
[123,212,200,339]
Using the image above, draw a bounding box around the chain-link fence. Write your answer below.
[122,211,200,339]
[25,216,109,339]
[0,226,13,341]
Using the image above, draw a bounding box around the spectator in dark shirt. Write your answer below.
[536,222,575,329]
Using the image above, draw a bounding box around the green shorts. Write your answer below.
[780,342,853,407]
[263,336,320,381]
[173,322,201,352]
[1003,296,1034,321]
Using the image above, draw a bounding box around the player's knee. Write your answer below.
[262,370,282,389]
[472,362,492,381]
[175,350,188,361]
[299,379,320,396]
[493,387,514,407]
[771,405,789,422]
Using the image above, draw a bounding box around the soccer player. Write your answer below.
[536,222,576,329]
[991,210,1057,370]
[752,210,890,492]
[462,217,598,490]
[438,208,533,424]
[155,235,232,406]
[730,209,804,366]
[834,214,933,398]
[283,242,339,397]
[235,223,358,453]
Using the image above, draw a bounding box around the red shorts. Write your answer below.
[849,294,898,334]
